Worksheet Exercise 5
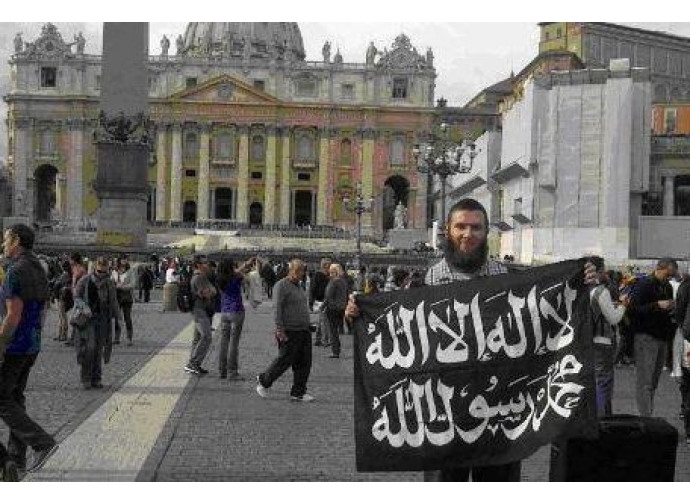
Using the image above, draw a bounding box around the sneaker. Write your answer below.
[256,376,269,398]
[27,444,58,473]
[184,364,200,375]
[1,460,19,482]
[290,393,315,403]
[198,367,209,375]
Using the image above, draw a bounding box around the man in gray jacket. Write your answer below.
[256,259,314,402]
[185,256,216,375]
[324,263,348,358]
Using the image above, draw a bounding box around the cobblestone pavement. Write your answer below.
[5,294,690,481]
[0,290,191,454]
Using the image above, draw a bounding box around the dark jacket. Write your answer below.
[629,274,675,340]
[324,276,348,314]
[310,270,329,305]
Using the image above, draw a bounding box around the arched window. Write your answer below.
[213,130,234,161]
[340,138,352,166]
[390,136,405,166]
[295,133,315,163]
[251,134,265,162]
[184,132,199,162]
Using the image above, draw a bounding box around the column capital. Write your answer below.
[265,124,277,136]
[65,118,89,130]
[198,123,212,134]
[277,124,292,137]
[237,124,250,135]
[171,123,183,133]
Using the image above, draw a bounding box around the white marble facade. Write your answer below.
[447,60,652,263]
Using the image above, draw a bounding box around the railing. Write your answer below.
[651,135,690,156]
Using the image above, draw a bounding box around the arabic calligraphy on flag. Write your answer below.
[353,259,597,472]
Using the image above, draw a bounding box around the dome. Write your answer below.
[181,22,305,60]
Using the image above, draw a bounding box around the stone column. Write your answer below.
[361,128,375,232]
[170,124,183,221]
[12,118,32,219]
[237,125,250,224]
[197,124,211,221]
[155,123,169,222]
[65,119,85,224]
[264,125,277,225]
[55,174,66,219]
[664,175,675,216]
[280,127,291,225]
[317,127,331,225]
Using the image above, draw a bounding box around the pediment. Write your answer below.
[170,75,281,104]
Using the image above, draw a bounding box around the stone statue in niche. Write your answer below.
[394,202,407,229]
[176,35,184,55]
[160,35,170,57]
[426,47,434,67]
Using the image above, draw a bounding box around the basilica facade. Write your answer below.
[4,22,437,235]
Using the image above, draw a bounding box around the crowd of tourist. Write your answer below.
[1,197,690,481]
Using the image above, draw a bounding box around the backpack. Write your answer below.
[177,278,193,313]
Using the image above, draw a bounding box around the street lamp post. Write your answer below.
[412,123,478,230]
[343,181,374,269]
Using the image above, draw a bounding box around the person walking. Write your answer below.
[324,263,348,359]
[74,256,121,389]
[346,198,597,482]
[216,256,254,380]
[311,258,331,347]
[138,264,154,303]
[629,258,677,417]
[53,260,73,343]
[0,223,58,474]
[184,256,216,375]
[112,259,136,346]
[256,259,314,402]
[65,252,87,347]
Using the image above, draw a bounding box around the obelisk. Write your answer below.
[94,23,149,248]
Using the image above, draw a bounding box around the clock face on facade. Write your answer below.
[45,41,54,52]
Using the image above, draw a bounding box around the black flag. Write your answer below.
[353,259,597,472]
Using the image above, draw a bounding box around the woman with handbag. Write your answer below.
[74,257,121,389]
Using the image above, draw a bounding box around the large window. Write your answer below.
[341,83,355,100]
[184,132,199,163]
[213,131,235,161]
[40,67,57,88]
[296,78,317,98]
[390,137,405,166]
[392,78,408,99]
[185,77,198,89]
[251,135,265,162]
[665,109,677,134]
[295,133,315,163]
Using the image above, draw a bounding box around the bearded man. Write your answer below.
[345,198,596,481]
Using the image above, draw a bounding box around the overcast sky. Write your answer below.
[1,0,689,159]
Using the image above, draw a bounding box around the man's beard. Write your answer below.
[443,237,488,273]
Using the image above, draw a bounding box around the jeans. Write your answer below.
[57,300,69,341]
[0,354,56,468]
[80,315,110,385]
[327,309,344,356]
[218,311,245,377]
[314,308,331,345]
[189,310,213,368]
[424,461,522,481]
[258,329,312,397]
[594,343,615,416]
[634,332,667,416]
[114,302,133,343]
